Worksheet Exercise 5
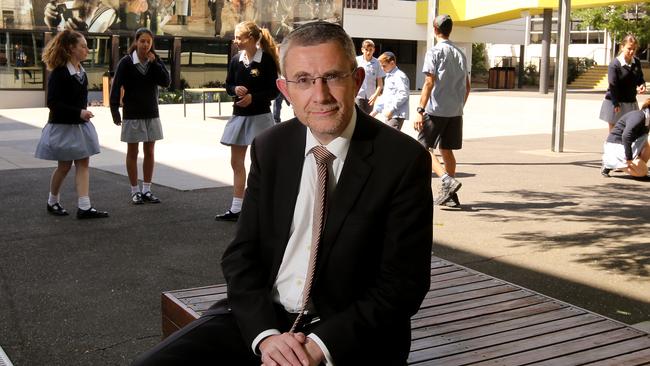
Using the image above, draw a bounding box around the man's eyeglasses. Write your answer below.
[284,70,356,90]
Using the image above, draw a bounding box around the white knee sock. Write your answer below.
[142,182,152,193]
[230,197,243,213]
[48,192,59,206]
[78,196,91,210]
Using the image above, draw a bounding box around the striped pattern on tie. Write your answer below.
[290,145,336,332]
[136,62,149,75]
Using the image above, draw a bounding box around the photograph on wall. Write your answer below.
[4,0,341,39]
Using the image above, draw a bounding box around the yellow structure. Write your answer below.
[416,0,649,27]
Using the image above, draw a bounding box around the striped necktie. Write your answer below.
[291,145,335,332]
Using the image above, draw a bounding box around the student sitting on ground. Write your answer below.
[601,98,650,178]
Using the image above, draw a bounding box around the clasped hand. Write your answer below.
[80,109,94,122]
[259,332,323,366]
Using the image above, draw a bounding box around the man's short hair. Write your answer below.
[361,39,375,49]
[378,51,396,64]
[279,21,357,77]
[433,14,453,37]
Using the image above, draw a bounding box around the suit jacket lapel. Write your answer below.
[270,120,307,278]
[319,113,374,264]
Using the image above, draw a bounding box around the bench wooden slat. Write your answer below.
[423,279,502,298]
[530,336,650,365]
[410,301,567,339]
[411,321,627,365]
[408,316,609,363]
[161,256,650,364]
[412,296,551,327]
[422,283,516,305]
[469,328,647,366]
[411,312,603,351]
[418,289,530,314]
[580,346,650,365]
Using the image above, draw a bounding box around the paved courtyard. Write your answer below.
[0,90,648,365]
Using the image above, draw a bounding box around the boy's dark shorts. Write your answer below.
[417,114,463,150]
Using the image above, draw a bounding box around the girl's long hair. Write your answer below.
[42,30,84,70]
[236,21,280,72]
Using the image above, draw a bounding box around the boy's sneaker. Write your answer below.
[444,193,461,208]
[601,165,611,178]
[435,177,462,205]
[131,192,144,205]
[142,191,161,204]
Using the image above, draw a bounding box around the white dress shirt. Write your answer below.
[252,109,357,365]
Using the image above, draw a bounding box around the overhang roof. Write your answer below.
[416,0,649,27]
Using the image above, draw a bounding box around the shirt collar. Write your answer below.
[66,62,85,76]
[132,51,147,65]
[239,48,263,64]
[304,108,357,164]
[617,53,632,67]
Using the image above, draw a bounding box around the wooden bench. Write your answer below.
[162,256,650,364]
[182,87,226,120]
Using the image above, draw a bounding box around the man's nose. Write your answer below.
[311,78,333,102]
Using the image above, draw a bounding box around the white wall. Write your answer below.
[0,90,45,108]
[343,1,427,41]
[488,43,609,66]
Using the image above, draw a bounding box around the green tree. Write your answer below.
[573,4,650,49]
[471,43,488,76]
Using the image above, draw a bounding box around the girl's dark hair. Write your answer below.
[42,30,84,70]
[127,28,157,57]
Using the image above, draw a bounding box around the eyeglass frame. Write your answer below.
[283,68,358,90]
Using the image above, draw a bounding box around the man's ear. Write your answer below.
[353,67,365,93]
[276,78,292,104]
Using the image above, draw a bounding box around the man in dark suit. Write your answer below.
[132,22,432,366]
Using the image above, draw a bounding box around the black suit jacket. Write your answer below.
[221,109,433,365]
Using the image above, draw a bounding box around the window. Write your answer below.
[179,37,230,88]
[0,31,45,90]
[345,0,378,10]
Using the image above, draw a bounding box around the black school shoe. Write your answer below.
[77,207,109,219]
[47,202,69,216]
[214,210,239,222]
[142,191,161,204]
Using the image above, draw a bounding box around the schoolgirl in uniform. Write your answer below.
[35,30,109,219]
[110,27,170,204]
[214,20,279,221]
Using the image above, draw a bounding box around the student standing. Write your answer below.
[355,39,384,114]
[214,20,279,222]
[35,30,109,219]
[371,51,410,130]
[110,27,170,204]
[414,14,470,207]
[599,34,646,133]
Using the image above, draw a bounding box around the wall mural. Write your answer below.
[1,0,342,40]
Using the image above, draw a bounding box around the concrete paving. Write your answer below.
[0,89,649,365]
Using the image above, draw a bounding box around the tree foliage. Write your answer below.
[573,4,650,46]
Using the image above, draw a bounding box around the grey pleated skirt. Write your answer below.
[35,122,100,161]
[602,134,648,169]
[121,117,163,143]
[599,100,638,124]
[220,113,274,146]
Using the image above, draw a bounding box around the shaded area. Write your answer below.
[0,167,235,365]
[464,184,650,278]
